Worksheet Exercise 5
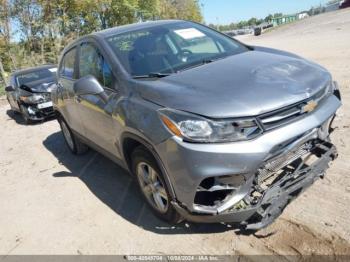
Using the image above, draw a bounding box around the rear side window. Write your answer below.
[79,42,113,89]
[60,48,76,79]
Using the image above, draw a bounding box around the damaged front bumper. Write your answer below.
[19,92,55,121]
[21,103,55,121]
[171,139,337,230]
[156,93,341,230]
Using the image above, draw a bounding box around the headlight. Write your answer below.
[159,108,262,143]
[20,94,45,104]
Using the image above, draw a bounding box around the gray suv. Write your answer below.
[52,20,342,230]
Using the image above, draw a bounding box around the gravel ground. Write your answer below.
[0,9,350,256]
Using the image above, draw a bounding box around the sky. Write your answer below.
[200,0,330,24]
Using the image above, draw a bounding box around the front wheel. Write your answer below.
[19,104,31,124]
[131,146,182,224]
[58,117,88,155]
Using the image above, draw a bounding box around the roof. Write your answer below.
[60,19,193,56]
[93,19,185,38]
[11,64,56,77]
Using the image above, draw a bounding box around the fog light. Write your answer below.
[217,175,245,187]
[194,175,246,207]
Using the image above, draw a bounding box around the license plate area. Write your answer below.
[37,101,53,109]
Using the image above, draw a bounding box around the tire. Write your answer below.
[131,146,182,224]
[19,104,31,124]
[58,116,89,155]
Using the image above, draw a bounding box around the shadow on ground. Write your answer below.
[43,131,241,235]
[6,109,55,125]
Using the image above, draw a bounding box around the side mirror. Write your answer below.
[74,75,104,96]
[5,85,15,92]
[73,75,108,103]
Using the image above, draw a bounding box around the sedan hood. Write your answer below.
[138,51,331,118]
[20,77,56,93]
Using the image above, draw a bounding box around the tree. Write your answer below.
[158,0,202,22]
[0,0,13,84]
[248,17,257,26]
[0,0,204,80]
[264,14,273,22]
[273,13,283,18]
[327,0,341,4]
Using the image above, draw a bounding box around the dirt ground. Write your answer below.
[0,9,350,257]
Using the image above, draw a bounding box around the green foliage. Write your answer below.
[0,86,5,96]
[327,0,341,4]
[264,14,273,22]
[0,0,203,83]
[273,13,283,18]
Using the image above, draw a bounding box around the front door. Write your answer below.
[75,41,121,158]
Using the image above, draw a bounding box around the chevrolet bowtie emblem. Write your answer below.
[302,100,318,113]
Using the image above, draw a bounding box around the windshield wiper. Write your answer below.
[132,72,172,79]
[177,58,218,73]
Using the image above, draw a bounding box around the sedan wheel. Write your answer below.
[20,105,31,124]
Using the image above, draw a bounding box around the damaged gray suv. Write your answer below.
[52,20,342,230]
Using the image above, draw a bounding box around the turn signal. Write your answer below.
[160,115,182,137]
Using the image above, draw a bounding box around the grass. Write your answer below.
[0,86,5,97]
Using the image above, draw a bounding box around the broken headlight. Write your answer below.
[20,94,45,104]
[159,108,262,143]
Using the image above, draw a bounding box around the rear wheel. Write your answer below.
[131,146,182,223]
[58,117,88,155]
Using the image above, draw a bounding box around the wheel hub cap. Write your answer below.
[137,162,169,213]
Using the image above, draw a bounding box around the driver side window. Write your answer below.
[79,42,114,89]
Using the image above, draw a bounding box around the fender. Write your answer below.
[120,132,177,200]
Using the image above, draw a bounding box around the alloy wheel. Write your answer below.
[136,162,169,213]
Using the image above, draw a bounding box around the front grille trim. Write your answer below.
[257,85,329,131]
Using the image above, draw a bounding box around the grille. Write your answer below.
[257,142,312,186]
[258,86,329,131]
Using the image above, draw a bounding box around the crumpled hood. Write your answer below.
[138,50,331,118]
[20,77,56,93]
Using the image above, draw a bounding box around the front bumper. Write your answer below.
[21,103,55,121]
[172,140,337,230]
[155,94,341,229]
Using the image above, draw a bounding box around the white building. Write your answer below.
[298,12,309,19]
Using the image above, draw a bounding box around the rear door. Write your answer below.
[58,47,84,134]
[76,40,120,157]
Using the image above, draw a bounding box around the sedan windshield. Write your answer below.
[16,68,57,86]
[106,21,249,78]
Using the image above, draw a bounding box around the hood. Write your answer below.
[20,77,56,93]
[138,51,331,118]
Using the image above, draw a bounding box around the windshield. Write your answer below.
[106,21,249,77]
[16,68,57,86]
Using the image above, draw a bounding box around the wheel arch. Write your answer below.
[121,132,177,199]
